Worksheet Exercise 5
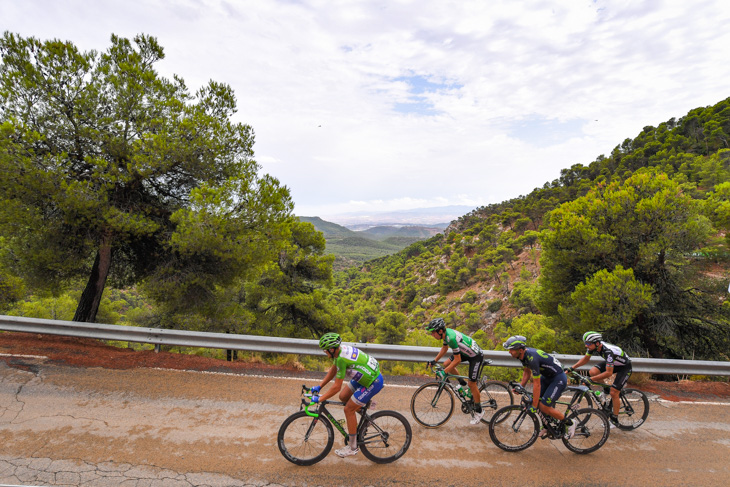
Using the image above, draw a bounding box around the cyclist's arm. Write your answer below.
[317,364,337,389]
[570,355,590,370]
[432,344,449,363]
[519,367,532,387]
[531,377,541,409]
[443,353,461,374]
[318,377,344,402]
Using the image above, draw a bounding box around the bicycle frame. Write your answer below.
[428,363,485,406]
[299,386,382,448]
[509,382,567,440]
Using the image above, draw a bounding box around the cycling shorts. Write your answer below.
[595,362,632,390]
[347,373,384,406]
[539,372,567,407]
[449,353,484,382]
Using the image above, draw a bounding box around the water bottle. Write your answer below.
[594,389,607,406]
[457,385,472,400]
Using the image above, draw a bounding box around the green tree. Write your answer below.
[375,311,407,344]
[243,220,336,338]
[0,33,293,322]
[539,169,727,358]
[557,266,654,336]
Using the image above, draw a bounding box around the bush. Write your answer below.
[487,299,503,312]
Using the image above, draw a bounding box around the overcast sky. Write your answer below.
[2,0,730,219]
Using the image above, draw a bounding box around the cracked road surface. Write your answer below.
[1,358,729,486]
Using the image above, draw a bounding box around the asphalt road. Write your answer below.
[1,357,728,487]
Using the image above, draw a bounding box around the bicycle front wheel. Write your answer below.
[410,382,455,428]
[562,408,610,454]
[488,405,539,452]
[478,381,514,424]
[611,388,650,430]
[359,410,412,464]
[277,411,334,466]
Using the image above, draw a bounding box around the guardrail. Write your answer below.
[1,315,729,376]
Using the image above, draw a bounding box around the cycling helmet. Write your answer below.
[583,331,603,344]
[425,318,446,333]
[319,332,342,350]
[503,335,527,350]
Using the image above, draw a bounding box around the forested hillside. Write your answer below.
[326,97,730,365]
[1,32,728,370]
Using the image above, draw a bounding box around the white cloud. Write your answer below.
[3,0,730,218]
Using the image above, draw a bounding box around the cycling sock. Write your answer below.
[474,404,483,413]
[348,434,357,449]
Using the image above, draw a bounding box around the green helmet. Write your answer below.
[319,332,342,350]
[503,335,527,350]
[583,331,602,344]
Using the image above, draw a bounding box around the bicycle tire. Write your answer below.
[479,381,514,424]
[359,410,412,464]
[562,408,610,454]
[410,382,455,428]
[488,405,540,452]
[610,388,650,430]
[277,410,334,466]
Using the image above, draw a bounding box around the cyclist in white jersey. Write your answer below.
[566,331,633,427]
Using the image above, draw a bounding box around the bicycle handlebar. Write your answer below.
[566,370,601,387]
[300,384,348,417]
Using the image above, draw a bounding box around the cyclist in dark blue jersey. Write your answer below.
[503,335,576,439]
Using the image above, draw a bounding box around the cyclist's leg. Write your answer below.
[609,366,631,417]
[342,381,360,436]
[589,362,607,381]
[467,354,484,405]
[538,373,568,422]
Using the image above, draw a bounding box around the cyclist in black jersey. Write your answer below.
[503,335,576,439]
[566,331,632,427]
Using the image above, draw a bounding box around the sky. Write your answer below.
[2,0,730,220]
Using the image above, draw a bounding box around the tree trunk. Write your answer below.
[73,233,114,323]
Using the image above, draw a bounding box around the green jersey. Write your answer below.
[443,328,482,358]
[334,345,380,387]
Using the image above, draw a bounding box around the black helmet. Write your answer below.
[425,318,446,333]
[503,335,527,350]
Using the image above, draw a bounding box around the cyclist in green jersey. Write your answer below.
[425,318,486,425]
[310,332,384,458]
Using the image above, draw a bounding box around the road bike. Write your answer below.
[410,362,513,428]
[488,381,610,454]
[562,370,650,429]
[560,370,650,430]
[278,385,412,466]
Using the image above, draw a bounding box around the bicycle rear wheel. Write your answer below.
[478,381,514,424]
[488,405,539,452]
[278,411,334,466]
[359,410,412,464]
[410,382,455,428]
[611,388,650,430]
[562,408,610,454]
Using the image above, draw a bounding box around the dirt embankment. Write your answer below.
[2,331,729,402]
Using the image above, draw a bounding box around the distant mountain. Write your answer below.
[297,216,445,270]
[359,225,445,241]
[321,205,475,226]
